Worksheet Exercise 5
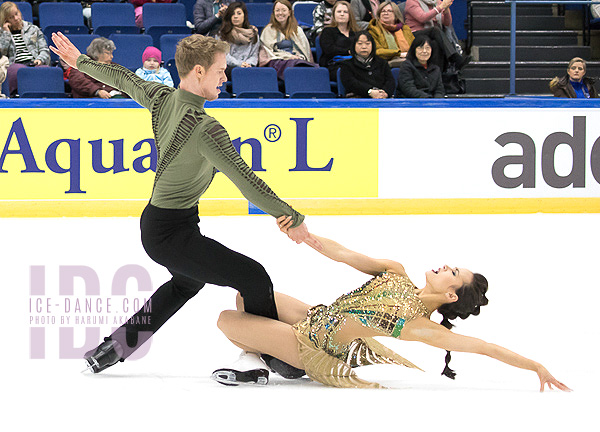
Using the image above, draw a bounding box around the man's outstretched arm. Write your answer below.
[50,32,168,109]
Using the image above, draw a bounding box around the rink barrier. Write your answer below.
[1,98,599,216]
[1,197,598,218]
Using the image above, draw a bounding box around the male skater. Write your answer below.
[51,32,319,384]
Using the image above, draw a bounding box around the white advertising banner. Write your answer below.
[379,108,600,199]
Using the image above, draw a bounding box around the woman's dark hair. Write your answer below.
[406,34,434,64]
[350,30,376,58]
[437,272,489,379]
[220,2,255,43]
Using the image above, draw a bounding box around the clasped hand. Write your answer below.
[277,216,322,250]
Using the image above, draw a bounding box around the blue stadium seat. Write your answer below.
[315,35,322,63]
[142,3,190,46]
[91,3,139,38]
[176,0,196,23]
[143,2,187,27]
[336,67,346,97]
[293,1,318,28]
[391,67,400,86]
[245,3,274,28]
[17,67,66,98]
[159,34,190,63]
[218,82,232,98]
[284,67,336,98]
[232,67,284,98]
[39,3,88,41]
[164,59,180,88]
[109,34,153,71]
[13,2,33,24]
[50,34,99,64]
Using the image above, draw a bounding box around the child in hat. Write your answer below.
[135,46,174,87]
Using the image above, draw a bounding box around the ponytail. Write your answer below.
[437,273,489,380]
[440,316,456,379]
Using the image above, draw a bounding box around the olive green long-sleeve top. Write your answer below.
[76,55,304,227]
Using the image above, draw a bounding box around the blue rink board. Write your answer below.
[2,97,600,109]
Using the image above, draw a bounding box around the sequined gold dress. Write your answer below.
[292,272,430,388]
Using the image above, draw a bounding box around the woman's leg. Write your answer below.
[235,292,310,325]
[218,310,304,369]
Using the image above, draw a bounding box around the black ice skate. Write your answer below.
[83,339,123,373]
[261,354,306,379]
[211,352,269,386]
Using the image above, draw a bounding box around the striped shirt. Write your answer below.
[11,30,34,63]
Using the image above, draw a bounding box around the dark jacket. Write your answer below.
[549,75,598,98]
[69,62,124,98]
[193,0,233,36]
[319,26,354,80]
[340,55,395,97]
[319,26,354,67]
[395,58,444,98]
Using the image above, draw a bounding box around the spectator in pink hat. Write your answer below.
[135,46,174,87]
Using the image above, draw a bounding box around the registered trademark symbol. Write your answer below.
[264,124,281,142]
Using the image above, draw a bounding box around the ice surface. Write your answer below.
[1,214,597,431]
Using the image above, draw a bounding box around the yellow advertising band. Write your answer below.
[1,198,598,218]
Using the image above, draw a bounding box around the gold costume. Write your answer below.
[292,272,430,388]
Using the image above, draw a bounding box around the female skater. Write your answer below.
[214,216,571,391]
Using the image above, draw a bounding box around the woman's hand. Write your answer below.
[241,62,251,68]
[97,89,111,99]
[2,22,11,33]
[50,32,82,69]
[276,216,322,250]
[439,0,453,11]
[536,365,571,392]
[33,59,42,66]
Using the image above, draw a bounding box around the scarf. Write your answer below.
[417,0,442,28]
[380,21,411,52]
[571,80,591,98]
[355,54,374,67]
[229,26,258,45]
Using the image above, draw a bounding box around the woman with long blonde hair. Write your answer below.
[259,0,316,79]
[0,1,49,97]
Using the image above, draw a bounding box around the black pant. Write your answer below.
[109,203,278,359]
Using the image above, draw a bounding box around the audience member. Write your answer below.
[351,0,378,30]
[130,0,172,28]
[135,46,174,87]
[69,37,126,98]
[550,57,598,98]
[0,1,50,97]
[395,34,444,98]
[259,0,316,80]
[404,0,469,71]
[311,0,337,42]
[0,54,8,97]
[217,1,259,80]
[319,1,358,80]
[368,1,413,67]
[194,0,233,36]
[339,30,394,98]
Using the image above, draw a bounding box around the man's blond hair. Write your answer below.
[175,34,229,78]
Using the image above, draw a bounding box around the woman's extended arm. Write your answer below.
[277,216,406,276]
[402,317,571,392]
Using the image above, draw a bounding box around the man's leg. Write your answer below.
[84,272,203,372]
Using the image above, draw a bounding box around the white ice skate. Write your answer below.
[211,352,269,386]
